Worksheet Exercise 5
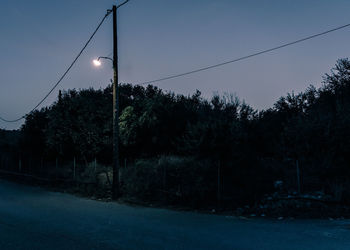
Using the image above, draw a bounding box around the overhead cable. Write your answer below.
[0,10,112,123]
[138,23,350,85]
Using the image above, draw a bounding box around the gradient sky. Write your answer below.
[1,0,350,129]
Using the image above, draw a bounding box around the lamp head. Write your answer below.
[93,59,101,67]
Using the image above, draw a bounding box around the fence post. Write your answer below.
[19,157,22,172]
[55,157,58,179]
[94,157,97,173]
[29,157,31,173]
[217,160,222,210]
[73,157,76,180]
[296,159,301,194]
[5,156,8,170]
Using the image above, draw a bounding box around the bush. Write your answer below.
[121,155,217,208]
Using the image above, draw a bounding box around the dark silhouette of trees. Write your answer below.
[2,58,350,207]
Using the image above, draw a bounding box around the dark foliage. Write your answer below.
[2,58,350,208]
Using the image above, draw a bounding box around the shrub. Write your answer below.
[121,155,217,208]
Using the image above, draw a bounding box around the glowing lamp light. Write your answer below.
[93,59,101,67]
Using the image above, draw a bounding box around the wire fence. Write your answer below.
[0,152,115,197]
[0,152,342,207]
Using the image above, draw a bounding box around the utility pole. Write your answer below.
[112,4,120,199]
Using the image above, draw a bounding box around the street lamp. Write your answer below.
[93,59,101,67]
[93,53,120,200]
[93,56,113,67]
[93,1,130,200]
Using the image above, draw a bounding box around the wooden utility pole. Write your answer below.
[112,4,120,199]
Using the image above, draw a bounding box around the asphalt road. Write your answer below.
[0,179,350,250]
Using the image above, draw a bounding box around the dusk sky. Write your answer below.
[1,0,350,129]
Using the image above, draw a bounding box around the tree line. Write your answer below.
[2,58,350,208]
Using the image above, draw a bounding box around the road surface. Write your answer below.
[0,179,350,249]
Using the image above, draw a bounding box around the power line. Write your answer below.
[2,18,349,122]
[0,11,112,123]
[117,0,130,9]
[138,23,350,85]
